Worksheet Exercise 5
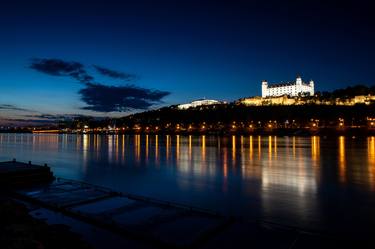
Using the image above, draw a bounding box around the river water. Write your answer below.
[1,133,374,237]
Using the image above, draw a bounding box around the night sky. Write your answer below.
[1,0,374,124]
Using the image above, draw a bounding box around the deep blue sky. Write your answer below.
[1,0,374,123]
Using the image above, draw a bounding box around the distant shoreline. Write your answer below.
[2,127,375,137]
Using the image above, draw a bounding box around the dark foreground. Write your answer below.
[0,198,92,249]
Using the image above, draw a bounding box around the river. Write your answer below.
[1,133,374,237]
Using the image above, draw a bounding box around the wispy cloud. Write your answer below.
[24,114,92,121]
[30,58,93,83]
[0,104,33,112]
[93,65,138,81]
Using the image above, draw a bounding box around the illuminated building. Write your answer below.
[262,75,314,97]
[239,95,297,106]
[177,99,225,110]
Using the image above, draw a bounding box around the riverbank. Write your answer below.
[3,127,375,137]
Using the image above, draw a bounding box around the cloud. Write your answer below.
[93,65,138,81]
[79,83,170,112]
[0,104,33,112]
[29,58,171,113]
[24,114,91,121]
[30,58,93,83]
[0,118,57,124]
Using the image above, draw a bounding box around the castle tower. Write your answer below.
[296,75,302,85]
[309,80,314,96]
[261,80,268,98]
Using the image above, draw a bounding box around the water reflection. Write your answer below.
[368,137,375,190]
[339,136,346,183]
[231,135,235,164]
[155,135,159,165]
[249,136,253,160]
[1,134,375,233]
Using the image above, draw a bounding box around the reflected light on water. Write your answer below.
[155,135,159,164]
[368,137,375,190]
[258,136,261,159]
[268,136,272,160]
[311,136,320,162]
[134,135,141,163]
[83,134,89,169]
[115,134,119,162]
[201,135,206,162]
[249,136,253,160]
[339,136,346,183]
[274,136,277,158]
[231,136,236,164]
[166,135,170,162]
[3,133,375,232]
[176,135,180,161]
[145,135,149,162]
[108,135,113,163]
[188,135,192,162]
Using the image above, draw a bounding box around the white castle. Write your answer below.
[261,76,314,98]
